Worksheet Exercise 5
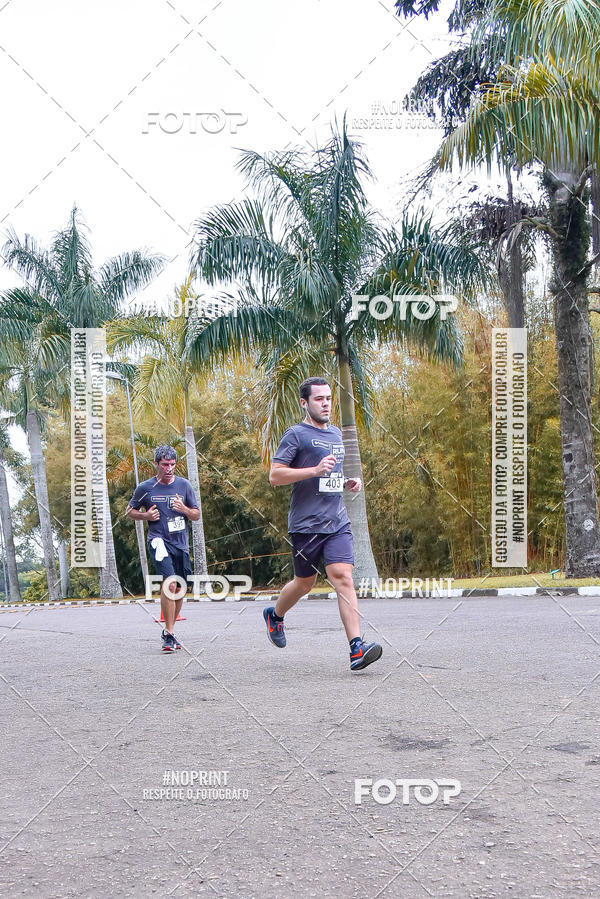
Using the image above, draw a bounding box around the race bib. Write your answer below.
[167,516,186,532]
[319,475,344,494]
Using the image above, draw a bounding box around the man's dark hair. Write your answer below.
[154,444,178,464]
[299,377,330,403]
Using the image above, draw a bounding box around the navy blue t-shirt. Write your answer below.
[272,422,350,534]
[128,476,198,552]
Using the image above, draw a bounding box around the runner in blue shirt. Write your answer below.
[127,445,200,652]
[264,377,382,671]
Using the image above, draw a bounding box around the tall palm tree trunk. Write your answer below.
[134,519,149,587]
[337,351,379,586]
[183,390,208,578]
[0,448,21,602]
[99,480,123,598]
[591,172,600,274]
[58,538,69,598]
[184,418,208,578]
[498,170,526,328]
[26,410,60,602]
[546,169,600,576]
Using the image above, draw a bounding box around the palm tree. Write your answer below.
[106,278,209,578]
[187,123,487,582]
[0,421,23,602]
[439,0,600,575]
[0,307,66,601]
[0,206,164,598]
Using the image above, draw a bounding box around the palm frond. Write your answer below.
[491,0,600,73]
[354,210,489,330]
[2,231,61,300]
[106,313,173,356]
[36,332,71,372]
[185,304,314,370]
[311,120,373,271]
[133,357,185,430]
[66,281,109,328]
[440,59,600,172]
[0,289,46,341]
[257,344,334,462]
[236,147,312,229]
[277,245,338,316]
[98,250,165,308]
[50,205,93,288]
[191,199,287,287]
[347,341,377,429]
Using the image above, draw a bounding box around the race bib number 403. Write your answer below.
[319,476,344,494]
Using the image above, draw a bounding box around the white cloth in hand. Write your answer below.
[151,537,168,561]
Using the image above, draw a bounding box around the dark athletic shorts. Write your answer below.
[150,543,192,593]
[290,523,354,578]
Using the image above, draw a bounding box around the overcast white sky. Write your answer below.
[2,0,514,497]
[0,0,494,300]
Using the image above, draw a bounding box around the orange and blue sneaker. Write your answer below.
[350,638,382,671]
[263,606,286,648]
[161,629,176,652]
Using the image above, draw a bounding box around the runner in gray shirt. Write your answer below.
[263,377,382,671]
[127,445,200,653]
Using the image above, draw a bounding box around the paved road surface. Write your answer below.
[1,595,599,897]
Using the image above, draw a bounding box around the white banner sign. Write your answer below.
[71,329,106,567]
[492,328,527,567]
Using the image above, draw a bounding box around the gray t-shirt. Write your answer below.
[272,422,350,534]
[128,475,199,552]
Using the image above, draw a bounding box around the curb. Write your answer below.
[345,587,600,598]
[2,586,600,613]
[0,596,267,613]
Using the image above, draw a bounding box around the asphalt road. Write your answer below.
[1,595,599,898]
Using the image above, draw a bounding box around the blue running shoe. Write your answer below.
[350,639,382,671]
[161,629,175,653]
[263,606,286,648]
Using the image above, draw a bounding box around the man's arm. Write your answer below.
[126,505,159,521]
[269,455,336,486]
[172,490,201,521]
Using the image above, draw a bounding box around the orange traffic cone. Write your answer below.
[155,609,186,622]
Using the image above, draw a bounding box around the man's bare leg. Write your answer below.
[274,574,317,617]
[161,579,183,633]
[325,562,360,641]
[326,561,382,669]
